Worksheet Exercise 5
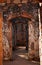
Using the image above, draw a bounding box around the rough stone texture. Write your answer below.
[2,20,12,60]
[0,0,39,3]
[27,3,39,59]
[0,12,3,65]
[39,6,42,65]
[28,20,39,59]
[2,2,39,60]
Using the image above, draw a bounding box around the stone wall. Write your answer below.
[2,2,39,60]
[39,5,42,65]
[28,2,39,59]
[0,12,3,65]
[28,20,39,59]
[2,20,12,60]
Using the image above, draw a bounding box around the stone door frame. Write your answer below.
[10,17,29,50]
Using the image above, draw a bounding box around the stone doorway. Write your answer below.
[8,17,30,61]
[2,2,40,65]
[10,17,29,51]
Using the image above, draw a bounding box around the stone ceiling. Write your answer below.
[0,0,42,3]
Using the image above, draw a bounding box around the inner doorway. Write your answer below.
[11,17,28,51]
[11,17,29,60]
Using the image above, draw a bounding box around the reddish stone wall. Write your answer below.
[0,12,3,65]
[2,2,39,60]
[28,20,39,59]
[27,3,39,59]
[2,21,12,60]
[39,5,42,65]
[0,0,39,3]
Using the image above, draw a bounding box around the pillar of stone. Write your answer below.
[28,20,35,59]
[28,2,39,60]
[39,16,42,65]
[8,22,12,60]
[2,20,12,60]
[0,12,3,65]
[39,4,42,65]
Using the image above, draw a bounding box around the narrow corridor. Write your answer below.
[3,46,40,65]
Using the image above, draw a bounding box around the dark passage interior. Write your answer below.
[11,17,28,51]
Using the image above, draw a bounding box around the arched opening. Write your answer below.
[2,2,40,65]
[10,17,29,51]
[7,16,30,61]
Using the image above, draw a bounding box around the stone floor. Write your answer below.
[3,46,40,65]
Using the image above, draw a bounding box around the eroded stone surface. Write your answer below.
[2,2,39,60]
